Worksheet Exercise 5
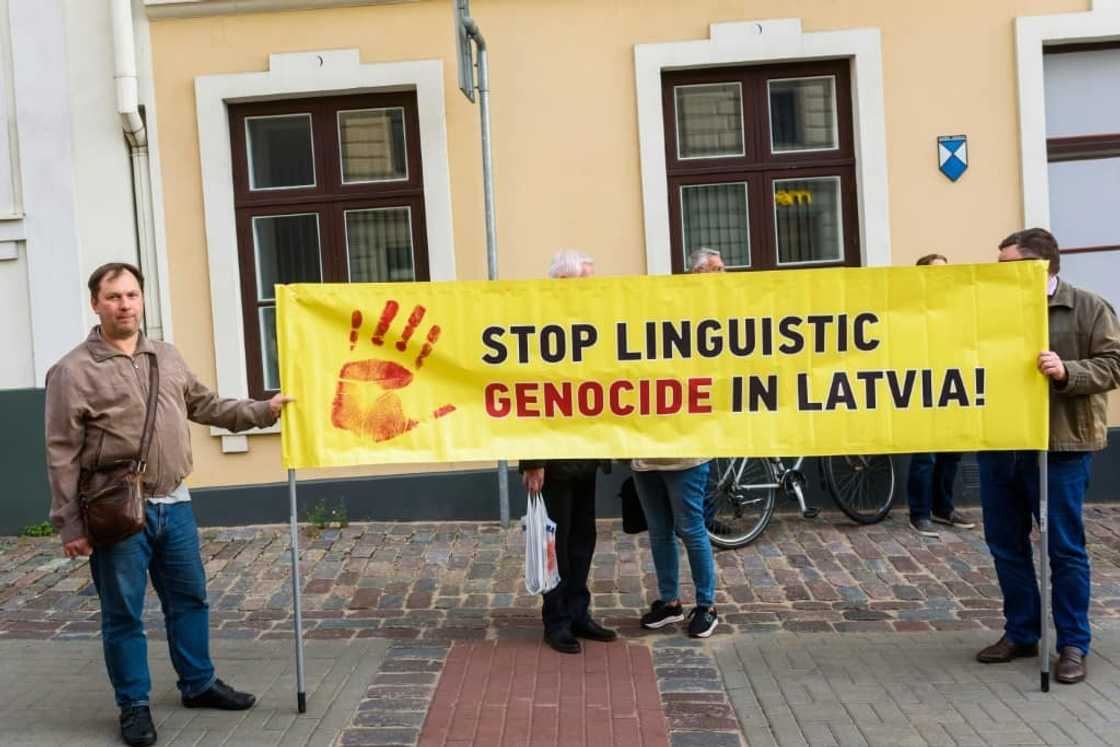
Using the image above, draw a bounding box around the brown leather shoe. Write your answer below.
[1055,646,1086,684]
[976,636,1039,663]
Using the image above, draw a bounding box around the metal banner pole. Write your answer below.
[288,469,307,712]
[1038,452,1050,693]
[458,1,510,526]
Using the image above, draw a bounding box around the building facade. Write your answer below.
[2,0,1118,532]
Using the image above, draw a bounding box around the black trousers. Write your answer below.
[540,470,597,634]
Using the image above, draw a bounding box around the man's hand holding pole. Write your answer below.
[270,393,296,418]
[1038,351,1067,383]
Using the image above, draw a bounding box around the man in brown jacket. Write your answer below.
[45,262,292,746]
[975,229,1120,685]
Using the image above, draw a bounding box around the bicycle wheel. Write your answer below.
[704,457,777,549]
[824,454,896,524]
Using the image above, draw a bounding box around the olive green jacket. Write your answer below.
[1048,279,1120,451]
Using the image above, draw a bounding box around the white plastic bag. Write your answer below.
[521,493,560,595]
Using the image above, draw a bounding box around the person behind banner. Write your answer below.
[689,247,725,273]
[907,253,975,539]
[975,229,1120,685]
[44,262,294,746]
[633,456,719,637]
[519,250,616,655]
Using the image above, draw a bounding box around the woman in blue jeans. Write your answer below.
[631,458,719,637]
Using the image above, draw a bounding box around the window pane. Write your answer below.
[252,213,322,301]
[774,177,843,264]
[260,306,279,391]
[346,207,416,282]
[339,108,407,183]
[246,114,315,190]
[1048,157,1120,247]
[680,183,750,268]
[769,77,838,153]
[1044,48,1120,138]
[675,83,744,159]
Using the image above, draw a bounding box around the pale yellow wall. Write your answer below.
[149,0,1108,489]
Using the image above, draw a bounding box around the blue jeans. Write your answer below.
[978,451,1093,655]
[907,452,963,521]
[634,463,716,607]
[89,502,215,707]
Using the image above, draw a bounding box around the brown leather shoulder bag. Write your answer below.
[80,355,159,546]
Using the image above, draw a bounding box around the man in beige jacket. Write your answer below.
[45,262,292,746]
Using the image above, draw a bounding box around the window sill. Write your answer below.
[209,423,279,454]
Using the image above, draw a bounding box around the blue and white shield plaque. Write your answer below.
[938,135,968,182]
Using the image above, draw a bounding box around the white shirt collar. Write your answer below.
[1047,275,1059,297]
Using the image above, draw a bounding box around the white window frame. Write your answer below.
[635,19,890,275]
[1016,1,1120,228]
[195,49,455,450]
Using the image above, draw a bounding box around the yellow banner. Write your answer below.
[278,262,1049,469]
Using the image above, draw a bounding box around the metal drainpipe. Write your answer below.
[111,0,162,339]
[462,14,511,527]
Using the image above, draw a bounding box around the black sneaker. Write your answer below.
[119,705,156,747]
[687,606,718,638]
[909,517,940,538]
[640,600,685,629]
[182,678,256,710]
[932,511,976,530]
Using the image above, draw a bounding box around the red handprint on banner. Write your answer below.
[330,301,456,442]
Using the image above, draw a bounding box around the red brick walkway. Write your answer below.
[418,639,669,747]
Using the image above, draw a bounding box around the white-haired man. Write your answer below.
[689,248,724,274]
[548,248,594,279]
[519,250,615,653]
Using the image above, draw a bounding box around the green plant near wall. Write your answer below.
[304,498,349,530]
[20,521,55,537]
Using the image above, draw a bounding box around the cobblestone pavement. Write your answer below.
[4,507,1119,643]
[2,505,1120,745]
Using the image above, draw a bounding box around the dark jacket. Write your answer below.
[45,328,277,542]
[1048,279,1120,451]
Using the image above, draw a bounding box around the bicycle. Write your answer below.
[704,455,896,549]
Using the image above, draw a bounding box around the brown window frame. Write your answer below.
[662,60,860,274]
[230,92,429,399]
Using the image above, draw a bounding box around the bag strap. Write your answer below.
[135,354,159,473]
